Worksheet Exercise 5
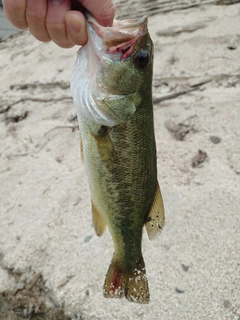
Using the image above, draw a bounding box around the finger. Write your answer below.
[46,0,73,48]
[80,0,115,27]
[65,11,87,46]
[26,0,51,42]
[2,0,28,29]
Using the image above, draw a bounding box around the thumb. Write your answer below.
[79,0,115,27]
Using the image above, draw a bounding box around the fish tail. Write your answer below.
[103,256,150,304]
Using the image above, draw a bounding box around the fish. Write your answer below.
[70,13,165,304]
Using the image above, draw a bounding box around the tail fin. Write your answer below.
[103,256,150,304]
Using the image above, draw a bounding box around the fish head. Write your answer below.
[71,14,153,126]
[89,15,153,95]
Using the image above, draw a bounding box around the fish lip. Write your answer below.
[86,14,148,57]
[87,13,147,33]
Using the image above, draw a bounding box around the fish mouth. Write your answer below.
[87,14,148,60]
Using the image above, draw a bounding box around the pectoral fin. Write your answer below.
[92,201,107,237]
[145,181,165,240]
[80,136,84,162]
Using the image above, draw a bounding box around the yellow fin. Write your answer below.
[103,256,149,304]
[92,201,107,237]
[80,137,84,162]
[145,181,165,240]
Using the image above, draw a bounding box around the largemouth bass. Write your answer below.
[70,14,165,304]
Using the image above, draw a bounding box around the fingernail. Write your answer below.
[66,16,81,33]
[49,0,65,5]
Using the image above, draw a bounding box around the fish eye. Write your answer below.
[134,49,149,69]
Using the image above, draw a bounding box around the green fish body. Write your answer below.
[71,14,165,304]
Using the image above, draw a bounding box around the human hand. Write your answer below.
[2,0,114,48]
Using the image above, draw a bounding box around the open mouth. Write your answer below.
[87,14,148,60]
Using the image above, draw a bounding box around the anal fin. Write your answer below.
[92,201,107,237]
[145,181,165,240]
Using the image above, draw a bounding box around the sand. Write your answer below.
[0,2,239,319]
